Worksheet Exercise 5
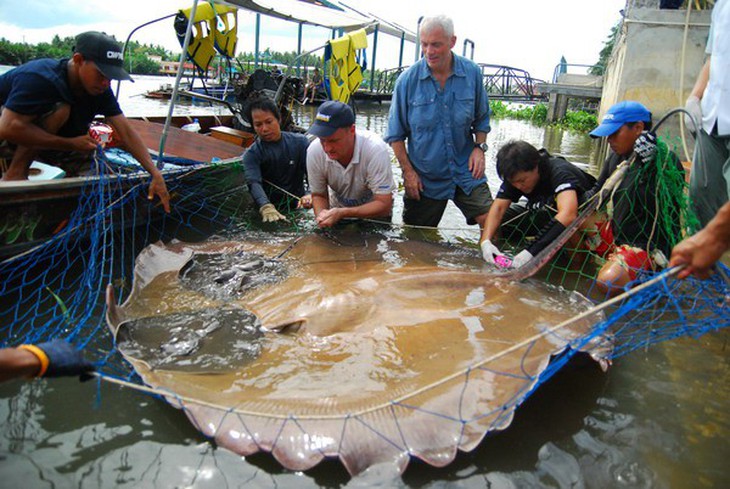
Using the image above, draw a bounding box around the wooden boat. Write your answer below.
[0,120,251,260]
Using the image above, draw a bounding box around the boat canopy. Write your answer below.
[221,0,416,42]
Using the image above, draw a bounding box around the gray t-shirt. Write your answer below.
[307,128,395,208]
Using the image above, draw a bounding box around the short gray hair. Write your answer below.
[420,15,455,38]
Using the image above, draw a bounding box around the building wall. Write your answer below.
[600,5,712,150]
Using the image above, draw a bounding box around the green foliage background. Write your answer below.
[490,100,597,133]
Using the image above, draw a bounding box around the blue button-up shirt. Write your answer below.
[385,54,490,200]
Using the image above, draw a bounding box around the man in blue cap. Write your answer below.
[585,101,685,295]
[0,31,169,212]
[306,101,395,228]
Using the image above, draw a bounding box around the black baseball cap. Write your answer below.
[308,101,355,137]
[73,31,133,82]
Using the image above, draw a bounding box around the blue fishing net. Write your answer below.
[0,146,727,476]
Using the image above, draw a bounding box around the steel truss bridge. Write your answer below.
[357,64,548,103]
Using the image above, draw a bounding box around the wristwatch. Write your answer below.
[474,142,489,152]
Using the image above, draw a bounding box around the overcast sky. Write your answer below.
[0,0,626,81]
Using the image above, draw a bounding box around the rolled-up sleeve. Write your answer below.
[471,67,491,134]
[384,74,409,144]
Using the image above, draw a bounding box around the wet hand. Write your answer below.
[297,194,313,209]
[148,175,171,213]
[69,135,99,153]
[260,203,287,222]
[402,169,423,200]
[316,208,341,228]
[469,148,485,179]
[669,230,726,280]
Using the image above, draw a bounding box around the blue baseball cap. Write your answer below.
[308,101,355,137]
[589,101,651,138]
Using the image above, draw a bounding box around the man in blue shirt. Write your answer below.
[385,15,492,228]
[0,31,169,212]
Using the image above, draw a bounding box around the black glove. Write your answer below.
[35,340,95,378]
[634,131,657,166]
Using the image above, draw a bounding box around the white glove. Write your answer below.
[259,203,287,222]
[480,239,501,264]
[684,95,702,134]
[511,250,534,268]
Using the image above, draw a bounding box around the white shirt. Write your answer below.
[702,0,730,136]
[307,129,395,208]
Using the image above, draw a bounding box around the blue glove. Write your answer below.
[633,131,657,166]
[36,340,95,378]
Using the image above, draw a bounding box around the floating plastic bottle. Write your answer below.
[182,118,201,133]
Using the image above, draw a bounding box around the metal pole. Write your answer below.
[415,16,423,62]
[157,0,200,170]
[115,13,177,98]
[462,39,475,60]
[369,25,379,92]
[398,32,404,68]
[297,23,303,77]
[255,13,261,68]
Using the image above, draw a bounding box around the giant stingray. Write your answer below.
[106,231,609,476]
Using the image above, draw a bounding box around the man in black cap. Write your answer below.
[0,31,169,211]
[306,101,395,228]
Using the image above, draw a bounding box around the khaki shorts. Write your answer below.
[403,182,493,227]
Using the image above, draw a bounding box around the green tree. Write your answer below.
[590,22,620,76]
[128,54,161,75]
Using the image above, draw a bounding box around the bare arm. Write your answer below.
[469,131,488,179]
[0,347,42,382]
[390,140,422,200]
[480,198,511,243]
[107,114,170,213]
[690,57,711,100]
[554,190,579,227]
[311,192,330,217]
[0,108,96,153]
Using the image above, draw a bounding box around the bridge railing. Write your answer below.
[369,66,408,94]
[478,64,547,102]
[362,63,550,102]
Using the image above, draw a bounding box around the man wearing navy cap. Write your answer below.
[0,31,169,212]
[306,101,395,228]
[585,101,684,295]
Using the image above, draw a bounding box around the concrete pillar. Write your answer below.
[547,93,569,122]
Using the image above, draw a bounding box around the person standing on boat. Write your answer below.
[385,15,492,229]
[307,101,395,228]
[0,31,170,212]
[479,140,596,269]
[685,0,730,228]
[242,95,311,222]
